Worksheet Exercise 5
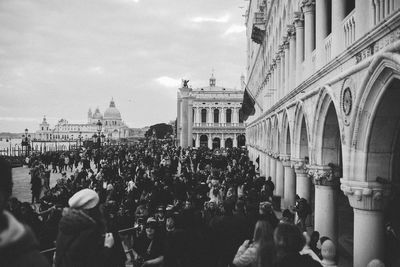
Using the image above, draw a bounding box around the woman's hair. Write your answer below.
[274,223,305,255]
[253,220,275,266]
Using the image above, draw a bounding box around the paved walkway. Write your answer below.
[11,165,77,203]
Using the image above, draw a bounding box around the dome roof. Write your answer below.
[104,99,121,120]
[92,107,103,120]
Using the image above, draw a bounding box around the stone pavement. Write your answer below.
[11,165,77,203]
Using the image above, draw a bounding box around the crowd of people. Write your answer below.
[0,138,394,267]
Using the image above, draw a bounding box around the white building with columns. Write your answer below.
[244,0,400,266]
[177,75,246,149]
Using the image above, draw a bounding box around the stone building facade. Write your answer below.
[35,99,130,142]
[244,0,400,266]
[177,75,246,149]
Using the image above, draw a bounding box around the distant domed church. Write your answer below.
[36,98,130,142]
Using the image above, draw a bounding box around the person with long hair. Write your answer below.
[233,220,275,267]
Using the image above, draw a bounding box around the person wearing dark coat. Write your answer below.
[55,189,115,267]
[0,158,50,267]
[273,223,322,267]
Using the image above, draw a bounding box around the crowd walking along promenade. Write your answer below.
[1,0,400,267]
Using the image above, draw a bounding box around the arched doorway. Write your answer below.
[225,138,233,149]
[237,134,246,147]
[200,135,208,147]
[364,78,400,266]
[213,137,221,149]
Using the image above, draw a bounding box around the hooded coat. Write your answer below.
[55,208,111,267]
[0,211,50,267]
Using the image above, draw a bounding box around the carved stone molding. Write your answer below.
[340,179,391,211]
[279,154,291,162]
[308,165,337,186]
[301,0,315,13]
[293,12,304,28]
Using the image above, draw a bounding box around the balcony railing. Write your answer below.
[194,123,245,128]
[343,10,356,47]
[324,33,332,63]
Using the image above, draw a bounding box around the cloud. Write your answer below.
[155,76,181,88]
[223,24,246,36]
[88,66,105,75]
[0,117,43,122]
[191,14,230,23]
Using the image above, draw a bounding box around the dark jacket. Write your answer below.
[0,212,50,267]
[55,209,111,267]
[274,253,322,267]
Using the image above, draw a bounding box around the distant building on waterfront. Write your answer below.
[35,98,130,142]
[177,74,246,149]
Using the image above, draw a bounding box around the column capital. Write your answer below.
[340,179,391,211]
[287,24,296,37]
[301,0,315,13]
[308,165,339,186]
[282,37,289,49]
[279,154,291,162]
[292,159,309,174]
[293,12,304,28]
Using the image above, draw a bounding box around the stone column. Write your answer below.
[180,97,189,147]
[294,160,311,202]
[275,157,285,197]
[260,153,265,176]
[282,159,296,208]
[221,134,225,148]
[177,95,182,145]
[196,107,201,126]
[208,134,212,149]
[331,0,346,57]
[294,12,304,86]
[341,180,389,267]
[219,108,223,126]
[316,0,328,68]
[187,100,194,147]
[269,155,277,186]
[208,107,213,126]
[302,0,315,73]
[233,133,238,147]
[283,38,290,96]
[288,26,296,91]
[265,154,271,178]
[279,48,285,100]
[195,133,200,147]
[309,165,338,245]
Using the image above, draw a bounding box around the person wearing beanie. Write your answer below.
[0,158,50,267]
[55,188,115,267]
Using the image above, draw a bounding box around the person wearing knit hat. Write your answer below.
[55,188,115,267]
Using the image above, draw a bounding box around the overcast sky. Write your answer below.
[0,0,247,133]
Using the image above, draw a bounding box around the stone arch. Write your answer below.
[280,109,292,156]
[271,115,280,153]
[212,137,221,149]
[266,118,272,151]
[312,86,343,165]
[293,101,311,160]
[200,134,208,147]
[352,54,400,182]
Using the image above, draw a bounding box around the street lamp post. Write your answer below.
[21,128,31,157]
[96,120,102,148]
[78,131,82,148]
